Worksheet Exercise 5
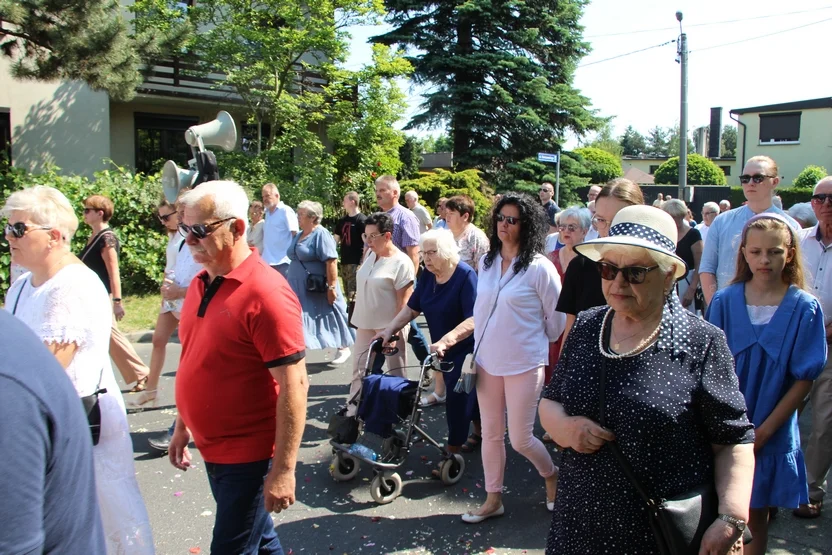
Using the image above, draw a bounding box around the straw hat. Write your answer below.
[574,205,688,279]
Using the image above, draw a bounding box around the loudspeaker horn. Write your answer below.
[184,111,237,152]
[162,160,198,203]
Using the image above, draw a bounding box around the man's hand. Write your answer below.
[168,426,192,471]
[264,467,296,513]
[698,519,742,555]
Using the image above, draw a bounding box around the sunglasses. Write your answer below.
[496,213,519,225]
[5,221,53,239]
[558,224,580,233]
[539,188,553,194]
[83,207,99,214]
[739,174,775,184]
[597,261,658,285]
[811,194,832,205]
[178,217,235,239]
[158,211,177,223]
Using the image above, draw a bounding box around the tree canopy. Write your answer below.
[653,153,726,186]
[619,126,647,157]
[721,125,737,158]
[372,0,601,171]
[0,0,189,101]
[574,146,622,184]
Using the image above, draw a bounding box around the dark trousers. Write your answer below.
[205,459,284,555]
[442,351,474,447]
[407,319,429,363]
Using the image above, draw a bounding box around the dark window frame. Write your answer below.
[649,165,660,174]
[134,112,199,174]
[720,165,731,176]
[759,112,801,144]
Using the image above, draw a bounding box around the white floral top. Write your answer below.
[456,225,489,270]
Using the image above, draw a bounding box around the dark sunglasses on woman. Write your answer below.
[738,174,774,185]
[496,213,519,225]
[4,221,53,238]
[596,261,658,285]
[178,217,235,239]
[158,211,177,223]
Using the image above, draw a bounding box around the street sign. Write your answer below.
[537,152,559,163]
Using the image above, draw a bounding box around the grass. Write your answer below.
[121,294,161,333]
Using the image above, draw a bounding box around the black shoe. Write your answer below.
[148,432,173,452]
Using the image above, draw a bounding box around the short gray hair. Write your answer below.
[788,202,818,227]
[375,175,400,195]
[405,190,418,201]
[419,228,460,265]
[179,181,249,236]
[297,200,323,224]
[1,185,78,244]
[702,201,719,214]
[558,206,592,231]
[662,199,688,221]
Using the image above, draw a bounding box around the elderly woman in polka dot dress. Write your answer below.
[539,205,756,555]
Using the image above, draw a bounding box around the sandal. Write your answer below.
[793,500,823,519]
[420,391,446,407]
[460,433,482,453]
[129,377,148,393]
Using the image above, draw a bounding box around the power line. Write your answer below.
[692,16,832,53]
[578,40,675,68]
[585,5,832,38]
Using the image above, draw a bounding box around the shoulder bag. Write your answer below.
[294,235,328,293]
[12,282,107,445]
[80,229,117,262]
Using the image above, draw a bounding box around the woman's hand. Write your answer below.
[698,519,742,555]
[370,328,395,347]
[326,288,336,306]
[682,288,695,308]
[430,341,449,359]
[113,302,126,321]
[563,416,615,454]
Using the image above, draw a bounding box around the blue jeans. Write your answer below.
[407,319,429,364]
[204,459,284,555]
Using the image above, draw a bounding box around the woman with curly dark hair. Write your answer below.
[462,193,566,524]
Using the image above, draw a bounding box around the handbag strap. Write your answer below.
[80,229,115,262]
[599,319,658,509]
[293,234,312,276]
[11,279,27,315]
[471,268,518,362]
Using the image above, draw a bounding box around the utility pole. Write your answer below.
[677,11,688,201]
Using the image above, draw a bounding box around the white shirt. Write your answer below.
[411,204,433,234]
[545,233,560,254]
[352,249,415,330]
[800,224,832,327]
[247,219,265,255]
[695,222,710,244]
[164,233,184,275]
[262,202,299,265]
[584,227,599,241]
[474,253,566,375]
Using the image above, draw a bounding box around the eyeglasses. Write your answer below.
[5,221,53,239]
[539,188,553,194]
[178,217,235,239]
[811,194,832,205]
[592,216,610,229]
[739,174,775,184]
[419,249,438,260]
[703,211,719,216]
[597,261,659,285]
[496,214,519,225]
[558,224,580,233]
[158,211,177,223]
[362,232,384,242]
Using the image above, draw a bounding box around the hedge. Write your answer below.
[727,186,814,210]
[399,169,494,228]
[1,166,167,297]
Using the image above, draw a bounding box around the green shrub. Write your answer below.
[573,147,623,184]
[653,154,726,186]
[399,169,493,228]
[1,165,167,297]
[726,186,814,210]
[793,165,828,188]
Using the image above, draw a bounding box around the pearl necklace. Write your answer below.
[599,309,662,359]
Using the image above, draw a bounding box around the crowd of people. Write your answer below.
[2,154,831,554]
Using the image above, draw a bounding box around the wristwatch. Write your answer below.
[112,298,122,303]
[718,514,747,532]
[327,284,337,291]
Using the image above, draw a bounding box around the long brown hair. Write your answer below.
[731,215,805,288]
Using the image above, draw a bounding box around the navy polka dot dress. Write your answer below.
[542,295,754,554]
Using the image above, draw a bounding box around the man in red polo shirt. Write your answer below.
[168,181,308,555]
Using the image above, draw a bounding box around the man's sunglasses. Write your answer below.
[158,211,177,223]
[5,222,53,238]
[178,217,235,239]
[811,194,832,205]
[496,214,519,225]
[739,174,775,184]
[597,261,658,285]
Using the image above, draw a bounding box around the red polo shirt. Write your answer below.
[175,249,305,464]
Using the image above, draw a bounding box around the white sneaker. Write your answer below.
[331,348,351,365]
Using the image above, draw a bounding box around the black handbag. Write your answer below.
[327,407,359,444]
[599,353,717,555]
[294,241,328,293]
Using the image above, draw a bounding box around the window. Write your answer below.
[759,112,801,144]
[0,110,10,170]
[649,165,660,174]
[135,113,199,174]
[241,122,272,154]
[720,165,731,176]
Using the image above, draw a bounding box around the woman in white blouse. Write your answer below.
[462,193,566,524]
[347,212,415,416]
[3,186,154,553]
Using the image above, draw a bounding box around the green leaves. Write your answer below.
[653,154,727,186]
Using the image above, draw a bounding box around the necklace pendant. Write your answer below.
[614,342,620,350]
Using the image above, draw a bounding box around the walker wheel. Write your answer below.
[439,453,465,485]
[330,453,359,482]
[370,472,402,504]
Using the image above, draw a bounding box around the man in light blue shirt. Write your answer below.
[701,155,800,304]
[261,183,298,276]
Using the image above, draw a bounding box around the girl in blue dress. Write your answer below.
[707,213,826,555]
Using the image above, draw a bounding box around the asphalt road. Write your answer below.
[124,324,830,555]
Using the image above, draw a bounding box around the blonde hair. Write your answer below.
[746,155,779,177]
[732,216,804,288]
[597,178,645,207]
[1,185,78,244]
